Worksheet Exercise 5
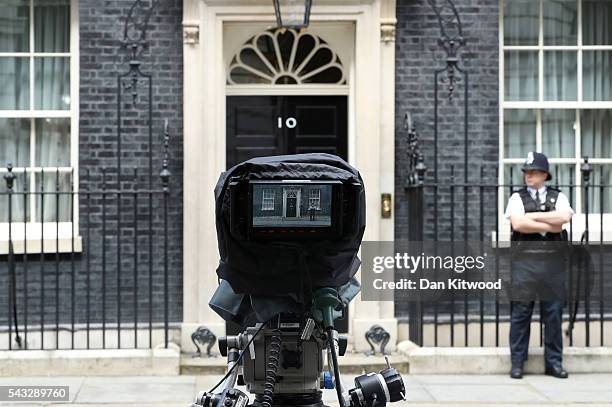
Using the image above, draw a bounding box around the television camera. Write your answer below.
[191,154,405,407]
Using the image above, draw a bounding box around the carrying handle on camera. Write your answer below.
[313,287,342,329]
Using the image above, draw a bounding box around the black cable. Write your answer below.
[327,327,347,407]
[261,331,282,407]
[208,317,272,394]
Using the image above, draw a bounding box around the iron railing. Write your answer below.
[401,158,611,348]
[0,127,174,351]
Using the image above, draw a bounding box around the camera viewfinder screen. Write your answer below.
[252,183,332,228]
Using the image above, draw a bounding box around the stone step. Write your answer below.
[180,352,409,375]
[398,341,612,374]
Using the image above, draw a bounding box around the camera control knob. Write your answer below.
[380,367,405,402]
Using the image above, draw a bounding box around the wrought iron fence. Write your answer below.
[0,126,173,351]
[401,140,611,347]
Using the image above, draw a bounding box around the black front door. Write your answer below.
[225,95,349,334]
[226,95,348,168]
[285,196,297,218]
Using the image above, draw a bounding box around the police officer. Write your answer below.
[308,202,317,221]
[504,152,573,379]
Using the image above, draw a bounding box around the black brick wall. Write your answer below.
[394,0,500,317]
[0,0,183,343]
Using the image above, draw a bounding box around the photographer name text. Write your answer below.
[373,278,502,290]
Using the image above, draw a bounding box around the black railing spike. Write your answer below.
[405,118,427,188]
[427,0,467,99]
[4,163,16,190]
[160,119,171,192]
[118,0,160,104]
[581,156,593,185]
[403,112,411,131]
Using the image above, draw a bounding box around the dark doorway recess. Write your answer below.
[225,95,349,334]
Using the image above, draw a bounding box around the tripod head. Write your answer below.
[193,288,404,407]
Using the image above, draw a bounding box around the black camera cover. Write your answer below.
[213,153,366,297]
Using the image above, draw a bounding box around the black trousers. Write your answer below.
[509,300,564,368]
[508,244,568,368]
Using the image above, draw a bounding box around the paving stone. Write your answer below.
[423,384,549,403]
[535,390,612,404]
[413,374,520,385]
[1,374,611,405]
[75,376,195,403]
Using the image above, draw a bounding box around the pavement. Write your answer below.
[0,374,611,406]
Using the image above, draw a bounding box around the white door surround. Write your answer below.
[283,188,301,218]
[181,0,397,353]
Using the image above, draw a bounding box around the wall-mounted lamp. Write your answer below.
[273,0,312,30]
[381,193,392,219]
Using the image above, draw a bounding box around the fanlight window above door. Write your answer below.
[227,28,346,85]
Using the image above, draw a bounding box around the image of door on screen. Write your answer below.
[252,183,332,227]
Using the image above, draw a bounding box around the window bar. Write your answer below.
[163,183,169,348]
[450,166,455,347]
[463,194,469,341]
[24,170,29,349]
[7,172,13,350]
[148,183,153,349]
[70,168,75,350]
[479,166,485,347]
[40,169,45,349]
[433,183,439,347]
[148,81,154,350]
[30,120,36,230]
[86,169,91,349]
[584,165,590,347]
[536,110,542,152]
[117,71,123,350]
[463,71,469,347]
[29,0,34,124]
[102,168,107,349]
[133,168,138,349]
[538,0,544,103]
[509,166,515,346]
[117,182,121,349]
[494,167,500,347]
[55,168,60,349]
[568,168,575,346]
[434,70,440,190]
[599,168,604,346]
[578,0,583,103]
[161,121,171,349]
[419,281,424,347]
[575,109,581,216]
[147,75,153,187]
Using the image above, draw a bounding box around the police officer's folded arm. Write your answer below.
[523,209,573,226]
[509,215,562,234]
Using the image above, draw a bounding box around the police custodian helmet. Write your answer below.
[521,151,552,181]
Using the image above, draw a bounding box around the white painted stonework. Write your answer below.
[181,0,397,353]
